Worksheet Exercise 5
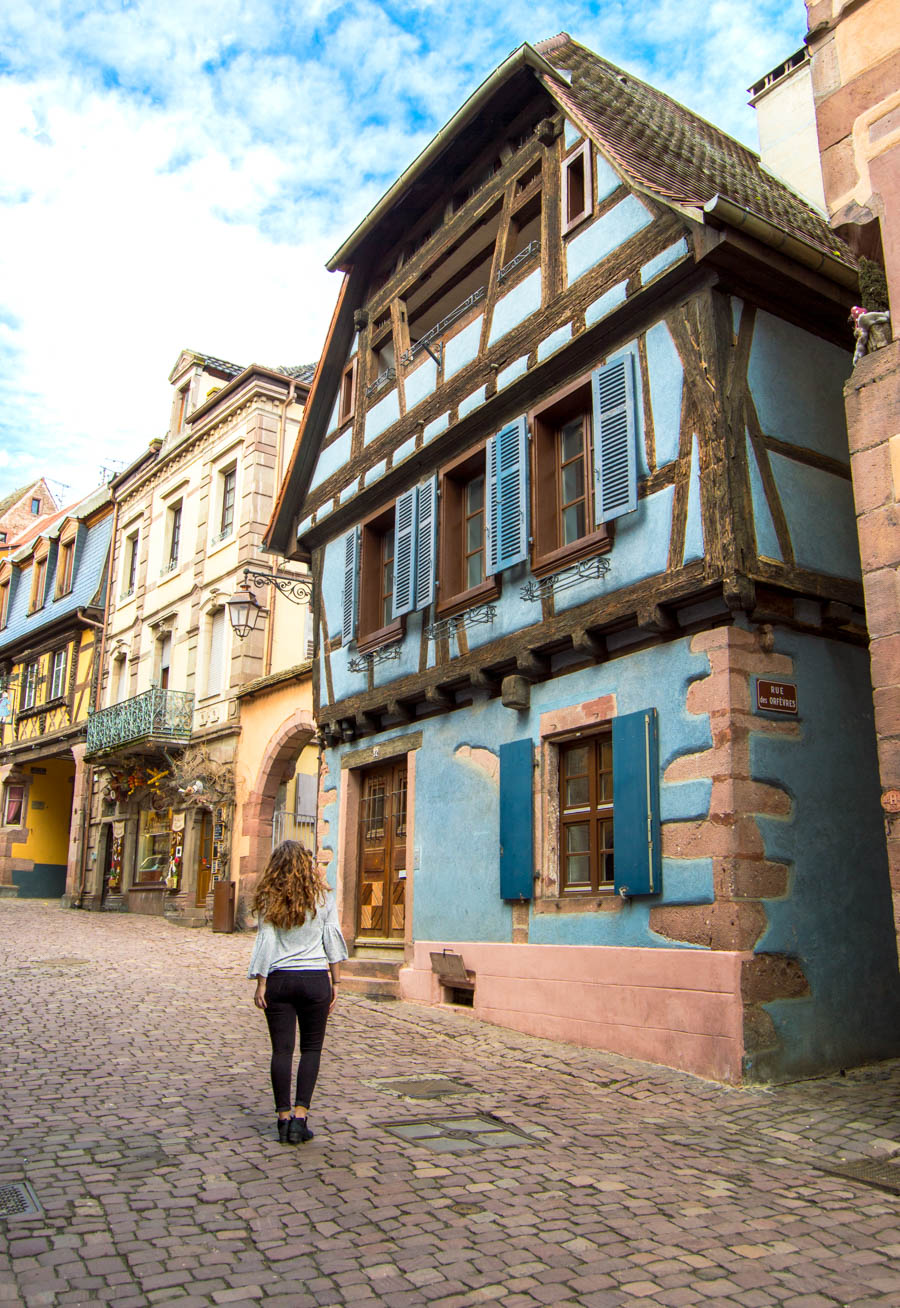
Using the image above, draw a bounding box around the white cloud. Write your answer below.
[0,0,807,501]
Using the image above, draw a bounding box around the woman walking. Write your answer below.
[248,841,348,1143]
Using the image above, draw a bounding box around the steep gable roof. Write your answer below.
[536,34,849,270]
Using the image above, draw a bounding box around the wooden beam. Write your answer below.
[571,626,605,660]
[636,602,675,634]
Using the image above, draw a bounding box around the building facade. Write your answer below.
[0,487,113,898]
[80,351,316,924]
[0,479,59,554]
[804,0,900,947]
[267,35,900,1083]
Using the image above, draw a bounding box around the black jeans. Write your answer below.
[264,969,332,1112]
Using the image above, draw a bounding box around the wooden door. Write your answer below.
[195,810,213,906]
[357,761,407,940]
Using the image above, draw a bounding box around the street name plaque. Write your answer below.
[756,679,798,715]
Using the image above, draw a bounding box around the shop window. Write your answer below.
[50,647,68,700]
[137,808,172,883]
[562,140,592,234]
[438,447,499,616]
[559,734,614,893]
[3,783,24,825]
[55,539,75,597]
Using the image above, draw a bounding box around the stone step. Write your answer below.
[340,955,402,1000]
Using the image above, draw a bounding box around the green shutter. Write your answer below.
[612,708,661,897]
[499,738,534,900]
[592,348,638,523]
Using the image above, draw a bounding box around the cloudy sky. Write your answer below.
[0,0,807,506]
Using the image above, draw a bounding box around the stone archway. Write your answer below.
[240,708,316,902]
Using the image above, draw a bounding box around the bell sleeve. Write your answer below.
[322,892,349,963]
[247,920,278,978]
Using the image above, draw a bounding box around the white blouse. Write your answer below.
[247,890,348,978]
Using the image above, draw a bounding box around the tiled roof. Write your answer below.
[273,364,317,384]
[537,34,853,269]
[197,354,244,377]
[0,484,31,519]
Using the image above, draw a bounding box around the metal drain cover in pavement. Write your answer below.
[373,1075,472,1100]
[0,1182,43,1220]
[383,1113,531,1153]
[817,1158,900,1195]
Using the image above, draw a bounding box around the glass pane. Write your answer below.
[466,513,482,553]
[466,476,484,513]
[560,419,584,463]
[466,551,484,590]
[566,823,590,853]
[565,776,589,808]
[598,738,613,802]
[562,502,585,545]
[600,850,614,883]
[566,854,590,885]
[564,745,589,776]
[561,460,584,506]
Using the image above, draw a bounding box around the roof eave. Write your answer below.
[703,194,858,288]
[326,42,565,273]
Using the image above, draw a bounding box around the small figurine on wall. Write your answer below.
[851,257,892,366]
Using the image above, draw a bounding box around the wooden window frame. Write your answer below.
[338,357,357,426]
[562,139,593,235]
[529,375,611,577]
[55,538,75,598]
[219,466,237,537]
[29,554,48,612]
[437,445,500,619]
[22,661,38,709]
[49,647,67,701]
[357,504,404,653]
[30,498,41,515]
[176,383,191,432]
[0,581,9,630]
[166,502,182,571]
[558,730,614,895]
[3,783,25,826]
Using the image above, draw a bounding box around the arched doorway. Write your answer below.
[239,709,316,903]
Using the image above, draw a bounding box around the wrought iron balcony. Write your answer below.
[86,687,194,757]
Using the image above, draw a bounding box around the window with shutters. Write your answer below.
[0,581,9,630]
[204,608,226,698]
[357,506,403,652]
[559,733,614,893]
[530,376,611,575]
[438,446,500,617]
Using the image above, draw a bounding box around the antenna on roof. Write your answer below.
[45,479,70,501]
[99,460,124,483]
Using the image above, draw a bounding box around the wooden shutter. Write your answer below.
[612,708,661,897]
[486,416,529,575]
[415,476,437,611]
[499,738,534,900]
[592,349,638,523]
[392,487,418,618]
[342,527,360,643]
[294,772,317,819]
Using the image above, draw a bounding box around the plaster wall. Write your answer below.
[752,64,827,211]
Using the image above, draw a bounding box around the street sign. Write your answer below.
[756,679,798,715]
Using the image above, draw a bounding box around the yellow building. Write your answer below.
[0,486,113,898]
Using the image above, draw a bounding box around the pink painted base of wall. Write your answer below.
[400,941,747,1083]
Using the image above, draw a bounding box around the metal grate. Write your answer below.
[0,1181,42,1220]
[816,1158,900,1195]
[373,1076,471,1099]
[383,1113,531,1153]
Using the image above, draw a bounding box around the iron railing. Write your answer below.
[86,687,195,756]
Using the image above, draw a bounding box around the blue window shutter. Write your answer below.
[499,738,534,900]
[342,527,360,644]
[612,708,661,897]
[392,487,418,618]
[592,349,638,523]
[415,476,437,610]
[486,416,529,575]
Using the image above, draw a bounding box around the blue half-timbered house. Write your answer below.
[267,35,900,1082]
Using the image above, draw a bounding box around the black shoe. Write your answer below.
[277,1117,291,1143]
[287,1116,313,1144]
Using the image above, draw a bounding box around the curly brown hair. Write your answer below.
[251,841,328,929]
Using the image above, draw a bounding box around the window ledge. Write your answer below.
[534,892,622,914]
[436,578,500,620]
[531,531,611,580]
[356,619,404,656]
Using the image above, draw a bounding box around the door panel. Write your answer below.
[357,761,407,940]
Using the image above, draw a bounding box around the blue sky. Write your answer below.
[0,0,808,506]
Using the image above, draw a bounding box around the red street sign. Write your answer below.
[756,679,798,715]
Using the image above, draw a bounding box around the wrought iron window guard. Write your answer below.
[497,239,540,285]
[348,642,403,673]
[520,555,611,602]
[400,286,487,367]
[425,603,496,642]
[365,367,396,400]
[121,586,135,600]
[85,687,194,755]
[160,557,179,576]
[210,527,233,546]
[240,569,313,604]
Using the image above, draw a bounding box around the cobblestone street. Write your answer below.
[1,900,899,1307]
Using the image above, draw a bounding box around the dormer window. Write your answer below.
[562,140,592,234]
[0,581,9,629]
[29,556,48,612]
[56,539,75,597]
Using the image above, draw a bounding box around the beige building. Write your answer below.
[81,350,318,924]
[749,48,827,212]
